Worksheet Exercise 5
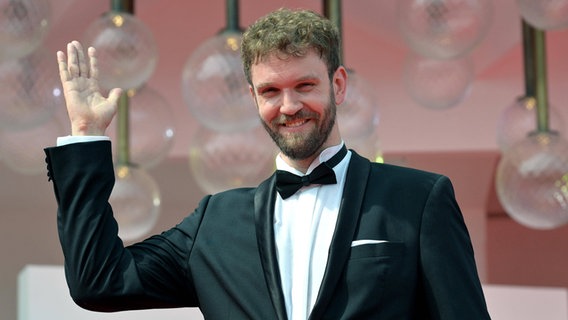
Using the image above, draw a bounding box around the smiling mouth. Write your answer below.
[283,119,309,127]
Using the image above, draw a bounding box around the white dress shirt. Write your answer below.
[274,143,351,320]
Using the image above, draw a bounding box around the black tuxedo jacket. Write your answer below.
[45,141,490,319]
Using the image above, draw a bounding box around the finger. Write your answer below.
[67,42,80,77]
[87,47,99,80]
[72,40,88,77]
[56,50,70,82]
[107,88,124,106]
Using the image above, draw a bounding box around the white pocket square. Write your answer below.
[351,239,389,247]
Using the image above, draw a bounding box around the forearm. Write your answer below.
[45,141,140,310]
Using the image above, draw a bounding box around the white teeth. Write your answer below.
[284,119,307,127]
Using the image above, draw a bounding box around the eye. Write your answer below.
[297,82,316,92]
[259,87,279,98]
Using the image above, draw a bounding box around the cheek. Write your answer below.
[252,94,273,122]
[257,102,277,123]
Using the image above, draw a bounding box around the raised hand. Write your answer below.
[57,40,123,136]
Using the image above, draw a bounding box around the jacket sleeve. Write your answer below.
[44,141,204,312]
[419,175,491,319]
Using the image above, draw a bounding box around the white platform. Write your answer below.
[18,265,568,320]
[18,265,203,320]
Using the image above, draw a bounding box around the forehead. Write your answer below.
[250,50,328,85]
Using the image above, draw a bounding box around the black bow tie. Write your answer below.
[275,145,347,199]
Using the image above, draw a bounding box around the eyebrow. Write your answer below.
[254,74,321,92]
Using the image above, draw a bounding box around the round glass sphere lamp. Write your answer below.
[0,50,63,130]
[517,0,568,30]
[496,131,568,229]
[338,69,380,140]
[403,53,474,109]
[83,12,158,90]
[397,0,493,59]
[181,31,259,133]
[0,0,51,62]
[496,96,565,152]
[189,125,276,194]
[110,165,161,242]
[106,86,175,169]
[0,116,66,175]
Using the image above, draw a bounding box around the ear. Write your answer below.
[332,66,348,105]
[249,85,259,109]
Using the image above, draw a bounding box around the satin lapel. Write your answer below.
[309,151,371,320]
[254,174,288,320]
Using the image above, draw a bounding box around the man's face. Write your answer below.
[249,51,343,160]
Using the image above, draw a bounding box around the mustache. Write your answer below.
[273,110,320,124]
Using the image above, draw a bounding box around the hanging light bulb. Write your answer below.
[82,11,158,90]
[338,69,380,141]
[496,131,568,229]
[338,70,382,161]
[403,53,474,109]
[323,0,381,156]
[188,125,276,194]
[181,0,258,133]
[100,1,160,242]
[496,96,564,152]
[106,86,175,168]
[517,0,568,30]
[0,115,66,175]
[110,165,161,241]
[0,0,51,62]
[397,0,493,59]
[496,20,568,229]
[344,128,384,163]
[0,50,61,130]
[181,31,258,133]
[496,20,566,152]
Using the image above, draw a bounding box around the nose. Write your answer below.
[280,89,302,115]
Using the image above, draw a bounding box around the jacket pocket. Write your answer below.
[349,241,405,260]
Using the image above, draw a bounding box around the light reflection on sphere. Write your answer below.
[338,69,380,140]
[110,165,161,242]
[496,131,568,229]
[496,96,565,152]
[0,0,51,62]
[106,86,175,169]
[189,125,277,194]
[397,0,492,59]
[181,32,259,133]
[0,50,62,130]
[83,12,157,90]
[0,116,66,175]
[344,129,383,163]
[403,53,474,109]
[517,0,568,30]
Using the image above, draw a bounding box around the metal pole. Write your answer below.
[225,0,240,32]
[323,0,343,64]
[111,0,134,166]
[111,0,134,13]
[533,26,549,132]
[521,20,536,98]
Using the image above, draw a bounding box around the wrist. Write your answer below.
[71,123,106,136]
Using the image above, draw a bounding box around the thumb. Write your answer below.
[107,88,123,106]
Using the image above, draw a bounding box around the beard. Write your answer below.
[260,92,337,160]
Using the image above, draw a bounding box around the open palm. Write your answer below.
[57,40,122,136]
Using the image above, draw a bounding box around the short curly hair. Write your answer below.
[241,8,342,85]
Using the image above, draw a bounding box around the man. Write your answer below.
[45,8,491,320]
